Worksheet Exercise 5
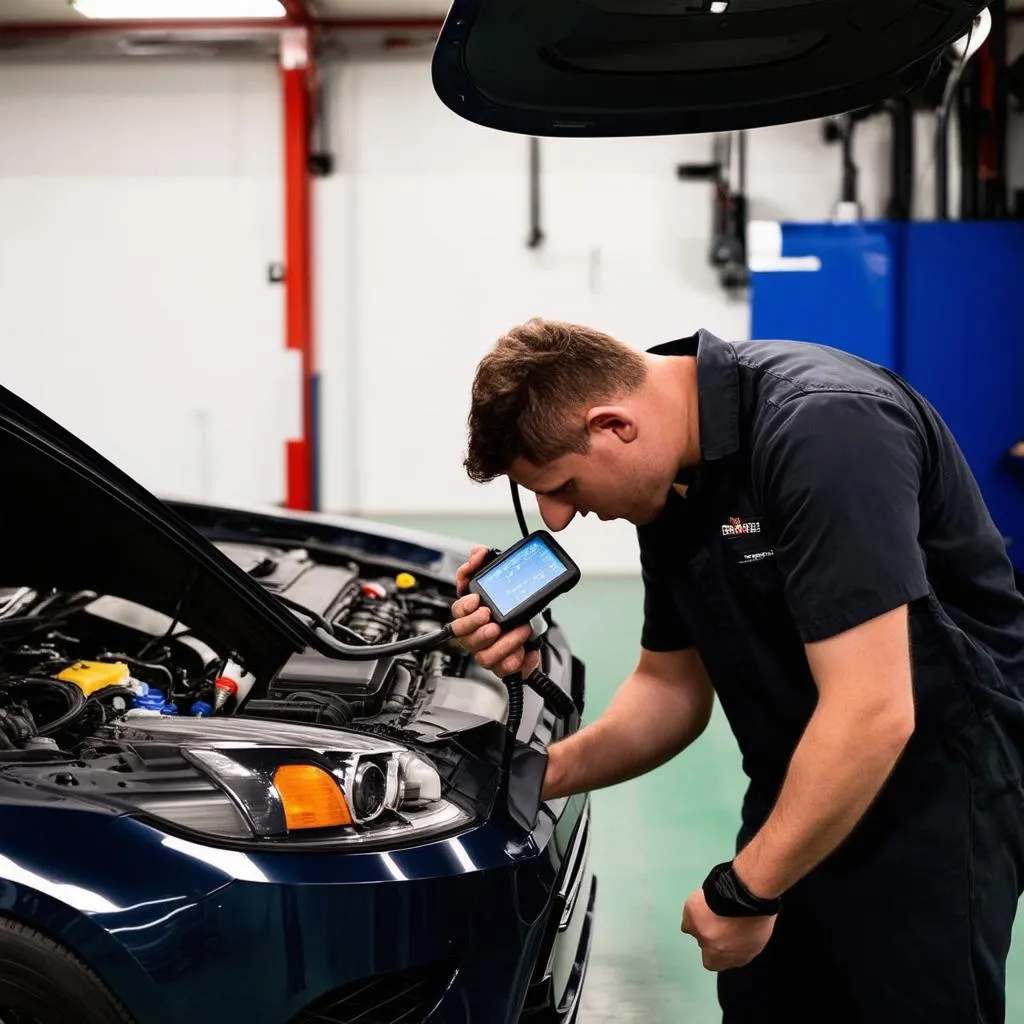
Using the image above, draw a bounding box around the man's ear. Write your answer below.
[585,405,638,443]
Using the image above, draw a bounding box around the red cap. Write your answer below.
[360,582,387,599]
[214,677,239,695]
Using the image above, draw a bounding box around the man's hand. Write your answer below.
[680,888,776,972]
[450,546,540,678]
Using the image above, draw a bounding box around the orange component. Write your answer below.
[274,764,352,830]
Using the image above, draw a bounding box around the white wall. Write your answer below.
[313,59,898,570]
[0,61,293,506]
[0,54,967,574]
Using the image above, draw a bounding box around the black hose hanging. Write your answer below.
[985,0,1008,218]
[524,667,577,720]
[499,672,525,786]
[527,137,544,249]
[958,61,980,219]
[1,678,87,737]
[510,480,529,539]
[884,97,915,221]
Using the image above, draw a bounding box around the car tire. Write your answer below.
[0,917,134,1024]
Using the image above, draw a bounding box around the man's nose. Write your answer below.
[536,495,575,532]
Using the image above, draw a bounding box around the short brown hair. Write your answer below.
[464,318,647,482]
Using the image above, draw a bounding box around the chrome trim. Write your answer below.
[559,836,590,931]
[0,587,34,620]
[558,805,591,930]
[544,804,593,979]
[181,742,470,846]
[347,760,387,823]
[544,873,597,1014]
[185,747,288,836]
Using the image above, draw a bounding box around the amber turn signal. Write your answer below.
[273,764,353,830]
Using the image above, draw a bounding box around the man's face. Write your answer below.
[509,421,675,531]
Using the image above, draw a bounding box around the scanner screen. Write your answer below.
[477,536,568,615]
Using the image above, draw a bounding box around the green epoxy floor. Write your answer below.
[550,578,1024,1024]
[373,516,1024,1022]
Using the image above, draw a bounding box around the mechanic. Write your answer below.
[448,319,1024,1024]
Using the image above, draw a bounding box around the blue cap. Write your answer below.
[159,702,179,716]
[133,691,166,711]
[191,701,212,718]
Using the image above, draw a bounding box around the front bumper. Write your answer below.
[40,792,595,1024]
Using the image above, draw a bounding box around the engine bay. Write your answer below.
[0,540,507,759]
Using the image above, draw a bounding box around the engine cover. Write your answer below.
[272,651,394,700]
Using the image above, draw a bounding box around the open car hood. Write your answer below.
[432,0,990,137]
[0,384,315,682]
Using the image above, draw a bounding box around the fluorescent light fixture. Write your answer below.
[71,0,287,19]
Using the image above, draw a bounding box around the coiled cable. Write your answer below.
[523,667,577,720]
[1,678,87,737]
[499,671,525,787]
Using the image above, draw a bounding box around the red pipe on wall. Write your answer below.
[0,11,444,512]
[281,28,315,511]
[278,0,313,24]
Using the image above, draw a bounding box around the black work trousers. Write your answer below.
[719,716,1024,1024]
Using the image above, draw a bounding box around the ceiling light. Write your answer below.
[71,0,287,19]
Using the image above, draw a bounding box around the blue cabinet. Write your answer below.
[750,221,1024,569]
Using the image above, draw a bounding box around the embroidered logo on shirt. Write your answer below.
[739,549,775,564]
[721,516,761,537]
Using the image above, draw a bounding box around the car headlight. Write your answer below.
[128,739,471,847]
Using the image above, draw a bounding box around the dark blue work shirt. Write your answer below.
[638,330,1024,830]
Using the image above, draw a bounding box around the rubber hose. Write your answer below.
[97,653,174,692]
[500,673,525,784]
[247,697,350,728]
[4,679,87,737]
[284,690,356,725]
[524,668,576,720]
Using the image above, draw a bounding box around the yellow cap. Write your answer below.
[56,661,130,696]
[274,764,353,830]
[395,572,417,590]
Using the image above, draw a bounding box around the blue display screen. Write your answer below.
[477,537,568,616]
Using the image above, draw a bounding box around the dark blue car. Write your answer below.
[0,384,594,1024]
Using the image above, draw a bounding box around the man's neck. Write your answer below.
[645,352,701,471]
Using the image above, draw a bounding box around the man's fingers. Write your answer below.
[455,546,492,596]
[499,651,524,676]
[476,624,532,672]
[451,592,482,620]
[464,625,504,655]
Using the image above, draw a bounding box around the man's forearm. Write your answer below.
[732,693,913,899]
[543,660,713,800]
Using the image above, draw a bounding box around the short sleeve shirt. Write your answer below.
[638,330,1024,795]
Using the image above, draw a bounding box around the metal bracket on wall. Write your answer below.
[309,47,335,178]
[677,131,748,294]
[527,137,544,249]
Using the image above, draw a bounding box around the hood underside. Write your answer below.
[0,384,314,682]
[432,0,990,136]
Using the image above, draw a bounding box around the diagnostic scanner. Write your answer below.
[468,530,581,632]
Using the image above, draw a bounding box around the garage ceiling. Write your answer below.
[0,0,451,21]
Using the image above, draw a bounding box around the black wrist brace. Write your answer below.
[702,861,782,918]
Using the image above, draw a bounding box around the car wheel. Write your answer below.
[0,918,134,1024]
